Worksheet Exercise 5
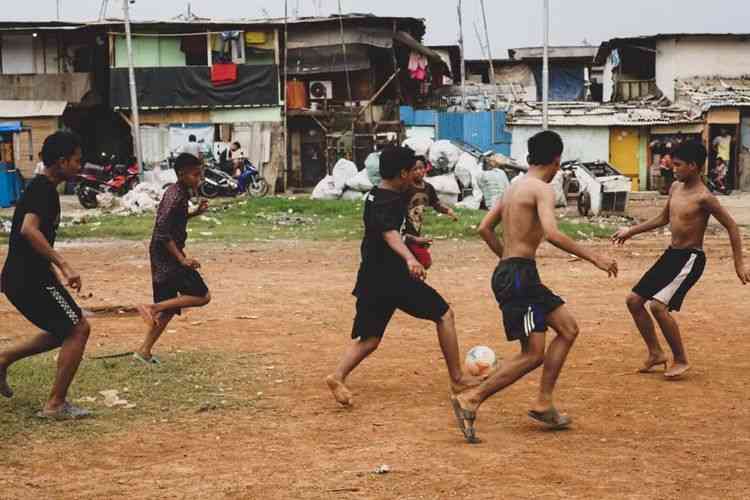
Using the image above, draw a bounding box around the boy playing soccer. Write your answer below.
[326,146,478,407]
[0,131,93,419]
[402,155,458,269]
[613,141,749,378]
[135,153,211,363]
[451,131,618,443]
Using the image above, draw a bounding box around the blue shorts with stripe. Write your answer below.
[491,258,565,343]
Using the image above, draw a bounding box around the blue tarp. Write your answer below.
[0,121,22,134]
[532,64,585,101]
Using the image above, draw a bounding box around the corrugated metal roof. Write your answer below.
[595,33,750,64]
[507,102,700,127]
[676,78,750,113]
[0,100,67,118]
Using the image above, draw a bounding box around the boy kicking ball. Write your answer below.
[326,146,478,407]
[135,153,211,364]
[613,141,749,379]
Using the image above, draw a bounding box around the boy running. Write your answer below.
[135,153,211,364]
[451,131,618,443]
[0,131,93,419]
[326,146,478,406]
[613,141,749,378]
[402,155,458,269]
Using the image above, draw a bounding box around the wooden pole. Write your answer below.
[479,0,495,86]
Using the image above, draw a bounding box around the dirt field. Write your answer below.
[1,234,749,499]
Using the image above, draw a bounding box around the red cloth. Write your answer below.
[211,63,237,86]
[407,242,432,270]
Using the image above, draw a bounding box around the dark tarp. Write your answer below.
[110,65,279,109]
[531,64,585,101]
[286,44,370,75]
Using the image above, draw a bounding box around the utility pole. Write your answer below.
[457,0,466,108]
[57,0,61,20]
[479,0,495,86]
[123,0,144,170]
[542,0,550,129]
[283,0,289,189]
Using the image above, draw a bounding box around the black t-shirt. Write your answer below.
[1,176,61,290]
[353,187,408,296]
[402,182,440,237]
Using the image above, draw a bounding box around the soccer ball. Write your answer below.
[465,345,497,377]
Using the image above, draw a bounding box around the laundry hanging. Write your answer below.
[211,62,238,86]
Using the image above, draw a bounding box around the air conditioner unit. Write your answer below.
[309,80,333,100]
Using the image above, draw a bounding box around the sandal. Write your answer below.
[528,407,571,430]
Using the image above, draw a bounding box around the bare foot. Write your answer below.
[638,353,668,373]
[136,304,156,328]
[0,365,13,398]
[451,374,484,394]
[664,362,690,379]
[326,375,352,407]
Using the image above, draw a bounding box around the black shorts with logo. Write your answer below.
[632,247,706,312]
[4,281,83,340]
[153,267,209,315]
[492,258,564,343]
[351,277,449,340]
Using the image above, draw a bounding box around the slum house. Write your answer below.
[284,14,451,188]
[596,33,750,191]
[0,21,112,179]
[101,18,284,190]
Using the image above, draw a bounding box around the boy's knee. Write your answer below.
[649,300,669,316]
[524,343,546,369]
[439,307,454,324]
[71,319,91,342]
[200,292,211,306]
[360,336,381,353]
[556,320,579,342]
[626,293,645,311]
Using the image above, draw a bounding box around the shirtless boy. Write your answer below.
[613,141,749,379]
[451,131,618,443]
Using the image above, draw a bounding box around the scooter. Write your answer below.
[237,159,269,198]
[76,154,140,209]
[198,165,239,198]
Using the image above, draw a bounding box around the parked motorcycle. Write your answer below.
[237,159,269,198]
[198,166,239,198]
[76,154,140,209]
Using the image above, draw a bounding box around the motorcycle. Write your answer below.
[76,154,140,209]
[707,166,732,195]
[198,165,239,198]
[237,159,269,198]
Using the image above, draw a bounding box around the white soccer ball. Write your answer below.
[465,345,497,377]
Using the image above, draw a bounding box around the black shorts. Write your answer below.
[351,278,450,340]
[4,281,82,340]
[492,258,564,343]
[153,267,209,315]
[632,247,706,312]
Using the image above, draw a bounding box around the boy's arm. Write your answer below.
[383,230,425,280]
[612,194,671,244]
[188,199,209,219]
[164,239,200,269]
[702,194,750,284]
[478,198,504,259]
[20,214,81,290]
[537,187,618,277]
[429,185,458,221]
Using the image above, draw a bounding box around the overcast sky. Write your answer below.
[5,0,750,58]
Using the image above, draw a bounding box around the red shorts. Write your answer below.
[407,242,432,270]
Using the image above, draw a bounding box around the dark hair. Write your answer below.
[414,155,427,165]
[188,134,197,142]
[379,146,416,180]
[41,130,82,167]
[174,153,202,173]
[232,141,241,148]
[527,130,564,165]
[672,141,707,167]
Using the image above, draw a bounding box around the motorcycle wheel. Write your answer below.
[577,191,591,217]
[77,186,99,209]
[246,178,269,198]
[198,182,219,198]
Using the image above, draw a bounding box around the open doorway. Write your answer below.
[709,124,739,191]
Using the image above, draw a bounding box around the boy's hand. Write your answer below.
[195,199,209,216]
[406,258,426,281]
[181,257,201,270]
[593,255,618,277]
[611,227,632,245]
[446,208,458,222]
[735,264,750,285]
[61,263,82,292]
[413,236,433,248]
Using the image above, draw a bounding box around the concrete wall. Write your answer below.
[510,125,610,164]
[656,37,750,102]
[602,57,615,103]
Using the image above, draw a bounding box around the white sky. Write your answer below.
[5,0,750,58]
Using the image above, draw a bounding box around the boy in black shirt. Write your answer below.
[0,131,93,419]
[135,153,210,364]
[326,146,478,406]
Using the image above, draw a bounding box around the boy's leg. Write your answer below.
[136,312,176,361]
[532,305,579,415]
[327,336,382,406]
[649,301,689,378]
[0,332,62,398]
[45,319,91,412]
[434,308,482,392]
[626,292,668,371]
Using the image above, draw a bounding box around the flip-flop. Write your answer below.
[132,353,161,366]
[35,402,92,420]
[528,407,571,430]
[450,396,482,444]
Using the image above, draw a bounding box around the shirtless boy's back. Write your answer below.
[450,131,617,444]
